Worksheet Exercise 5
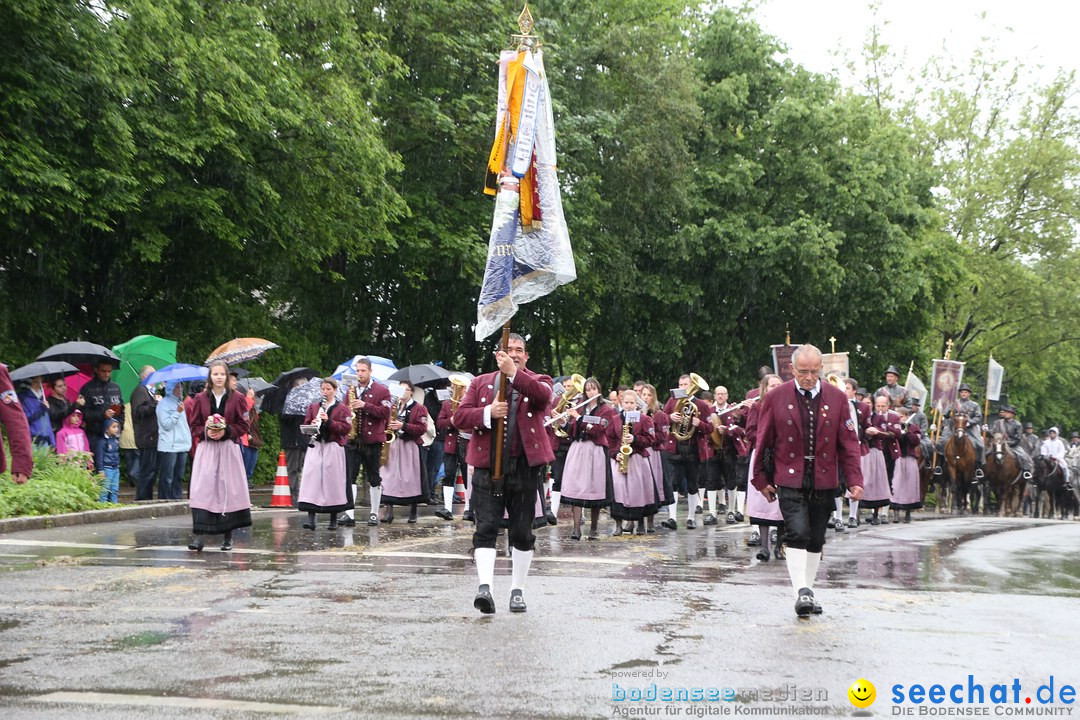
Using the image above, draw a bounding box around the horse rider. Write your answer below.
[1020,422,1041,516]
[988,405,1033,481]
[1040,427,1069,484]
[908,397,936,468]
[937,383,985,480]
[873,365,912,410]
[1067,433,1080,509]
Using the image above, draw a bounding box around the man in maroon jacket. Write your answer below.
[1,364,33,483]
[660,375,714,529]
[454,333,554,614]
[753,344,864,617]
[344,358,393,527]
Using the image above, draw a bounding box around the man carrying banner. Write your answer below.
[454,334,554,614]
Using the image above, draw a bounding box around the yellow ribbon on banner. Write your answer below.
[485,52,527,196]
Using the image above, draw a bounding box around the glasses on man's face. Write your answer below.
[793,368,821,377]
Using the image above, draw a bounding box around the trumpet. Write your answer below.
[543,392,611,428]
[551,374,585,438]
[617,419,633,474]
[671,372,709,442]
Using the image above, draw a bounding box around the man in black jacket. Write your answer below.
[79,359,125,460]
[130,366,160,500]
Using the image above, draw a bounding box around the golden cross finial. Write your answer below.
[829,336,836,354]
[944,338,954,359]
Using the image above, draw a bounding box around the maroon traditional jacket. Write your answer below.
[393,401,429,447]
[710,403,748,457]
[454,367,554,469]
[567,400,619,449]
[899,421,922,459]
[661,396,715,460]
[0,364,33,477]
[349,380,392,446]
[304,400,351,446]
[751,380,864,492]
[610,412,655,460]
[189,390,250,444]
[650,409,670,452]
[867,409,902,460]
[436,400,459,454]
[855,400,873,456]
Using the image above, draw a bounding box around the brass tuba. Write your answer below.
[671,373,709,442]
[827,373,846,391]
[552,373,585,438]
[448,374,470,413]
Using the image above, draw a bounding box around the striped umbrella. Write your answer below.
[204,338,280,366]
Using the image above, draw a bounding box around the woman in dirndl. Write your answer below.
[187,360,251,552]
[558,377,617,540]
[745,374,785,561]
[298,378,352,530]
[379,380,429,524]
[641,384,669,533]
[610,389,660,536]
[889,407,923,522]
[861,395,898,524]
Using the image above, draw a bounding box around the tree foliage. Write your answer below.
[2,0,1076,429]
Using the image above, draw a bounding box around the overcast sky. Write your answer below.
[744,0,1078,87]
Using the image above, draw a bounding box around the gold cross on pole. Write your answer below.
[944,338,954,360]
[829,336,836,354]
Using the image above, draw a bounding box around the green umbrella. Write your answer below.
[112,335,178,402]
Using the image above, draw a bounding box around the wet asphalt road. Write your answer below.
[0,507,1077,719]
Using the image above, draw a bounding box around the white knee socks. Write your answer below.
[736,490,746,515]
[687,492,700,517]
[786,548,807,596]
[511,548,533,591]
[834,497,844,523]
[805,551,821,590]
[442,485,454,512]
[475,547,496,587]
[369,486,382,516]
[849,499,859,521]
[707,490,719,514]
[668,493,680,518]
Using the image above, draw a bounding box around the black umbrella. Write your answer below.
[238,377,276,396]
[9,361,80,384]
[37,341,120,368]
[261,367,318,414]
[229,367,251,379]
[387,363,453,388]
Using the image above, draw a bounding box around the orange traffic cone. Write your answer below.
[271,451,293,507]
[454,472,466,504]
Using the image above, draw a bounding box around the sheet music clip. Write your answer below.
[625,410,642,422]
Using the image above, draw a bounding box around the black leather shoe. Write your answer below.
[661,518,677,530]
[327,521,338,530]
[407,507,418,524]
[220,539,233,551]
[795,588,815,617]
[382,508,394,524]
[847,517,858,528]
[532,516,547,529]
[545,511,557,526]
[509,590,527,613]
[755,549,770,561]
[747,531,761,547]
[570,530,582,540]
[695,505,703,514]
[302,522,315,530]
[834,521,845,533]
[473,585,495,614]
[435,507,453,521]
[367,513,378,526]
[726,512,736,524]
[339,516,356,527]
[685,518,696,529]
[774,543,784,560]
[463,510,474,522]
[187,536,204,552]
[703,514,718,526]
[734,512,744,522]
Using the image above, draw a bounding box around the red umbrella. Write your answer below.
[204,338,280,366]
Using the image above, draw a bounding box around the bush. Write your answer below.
[0,444,106,518]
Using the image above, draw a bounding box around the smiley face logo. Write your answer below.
[848,679,876,708]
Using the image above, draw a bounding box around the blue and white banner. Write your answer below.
[476,49,575,340]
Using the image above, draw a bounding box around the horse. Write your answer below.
[1032,454,1064,519]
[943,413,976,514]
[984,432,1022,517]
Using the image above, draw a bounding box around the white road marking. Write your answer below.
[31,691,347,715]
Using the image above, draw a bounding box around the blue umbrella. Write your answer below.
[331,354,397,385]
[142,363,209,387]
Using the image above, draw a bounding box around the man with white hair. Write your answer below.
[1041,427,1069,483]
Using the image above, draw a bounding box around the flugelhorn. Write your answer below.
[551,373,585,438]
